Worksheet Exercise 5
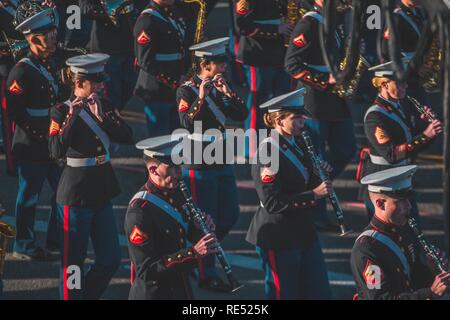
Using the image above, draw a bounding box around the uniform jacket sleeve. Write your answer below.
[364,111,431,163]
[284,17,331,90]
[6,64,46,142]
[125,200,198,282]
[351,237,433,300]
[48,103,79,159]
[233,0,280,39]
[252,159,317,215]
[99,100,134,144]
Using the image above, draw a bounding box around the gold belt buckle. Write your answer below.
[96,155,106,165]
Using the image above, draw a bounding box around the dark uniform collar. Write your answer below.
[145,178,176,197]
[192,74,202,87]
[150,1,172,15]
[370,215,402,239]
[312,5,322,13]
[375,95,400,112]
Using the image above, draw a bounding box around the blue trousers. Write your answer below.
[104,53,137,111]
[244,65,291,157]
[14,162,61,254]
[56,202,121,300]
[144,100,180,138]
[182,165,240,280]
[304,117,356,224]
[256,241,332,300]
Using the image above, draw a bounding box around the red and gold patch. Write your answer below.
[8,80,23,95]
[260,166,276,183]
[374,126,390,144]
[363,260,384,288]
[292,33,307,47]
[137,30,151,45]
[178,98,190,112]
[49,119,60,136]
[236,0,249,15]
[129,225,149,245]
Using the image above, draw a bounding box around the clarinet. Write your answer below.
[179,180,243,292]
[408,217,448,274]
[301,131,351,236]
[406,95,439,123]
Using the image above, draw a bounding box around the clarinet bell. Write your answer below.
[226,273,244,293]
[338,224,353,237]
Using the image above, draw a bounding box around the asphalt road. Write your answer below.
[0,1,446,300]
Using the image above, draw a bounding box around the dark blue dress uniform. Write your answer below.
[176,38,248,288]
[233,0,291,157]
[284,4,356,227]
[0,1,24,176]
[133,1,187,137]
[48,53,133,300]
[351,166,435,300]
[246,89,331,300]
[6,3,62,257]
[125,136,203,300]
[358,61,435,221]
[80,0,141,110]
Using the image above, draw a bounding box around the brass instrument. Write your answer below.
[57,43,88,84]
[284,0,305,47]
[100,0,134,26]
[331,54,370,98]
[0,221,16,278]
[184,0,206,45]
[419,33,442,93]
[1,31,28,61]
[406,95,440,123]
[179,180,243,292]
[301,130,351,236]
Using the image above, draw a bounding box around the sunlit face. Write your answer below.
[372,193,412,226]
[382,80,408,100]
[75,79,104,97]
[29,28,57,56]
[206,60,228,76]
[149,163,182,190]
[277,113,305,137]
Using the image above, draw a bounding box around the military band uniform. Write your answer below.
[48,54,133,299]
[233,0,291,157]
[134,0,187,137]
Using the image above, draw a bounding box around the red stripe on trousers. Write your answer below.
[267,250,281,300]
[249,66,257,157]
[1,79,14,170]
[189,169,205,280]
[130,263,135,285]
[63,205,70,300]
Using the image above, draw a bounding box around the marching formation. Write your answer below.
[0,0,450,300]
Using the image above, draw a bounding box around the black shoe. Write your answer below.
[198,277,231,293]
[12,247,57,261]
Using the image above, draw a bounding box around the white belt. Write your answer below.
[66,153,110,167]
[155,53,184,61]
[370,154,407,166]
[254,19,281,25]
[26,108,48,117]
[305,64,330,73]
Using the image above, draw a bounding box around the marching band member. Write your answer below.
[357,59,442,221]
[233,0,292,157]
[246,88,332,300]
[125,135,218,300]
[351,165,450,300]
[176,37,247,292]
[134,0,188,137]
[284,0,356,231]
[48,53,133,300]
[6,0,62,260]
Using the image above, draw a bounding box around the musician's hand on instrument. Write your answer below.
[193,233,219,257]
[423,120,443,139]
[278,23,293,37]
[212,74,233,98]
[430,272,450,298]
[199,78,213,100]
[313,181,333,200]
[69,97,84,115]
[328,74,336,85]
[420,106,436,122]
[87,93,104,122]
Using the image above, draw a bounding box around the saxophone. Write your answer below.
[419,33,442,93]
[183,0,207,45]
[284,0,305,47]
[0,221,16,279]
[331,53,370,98]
